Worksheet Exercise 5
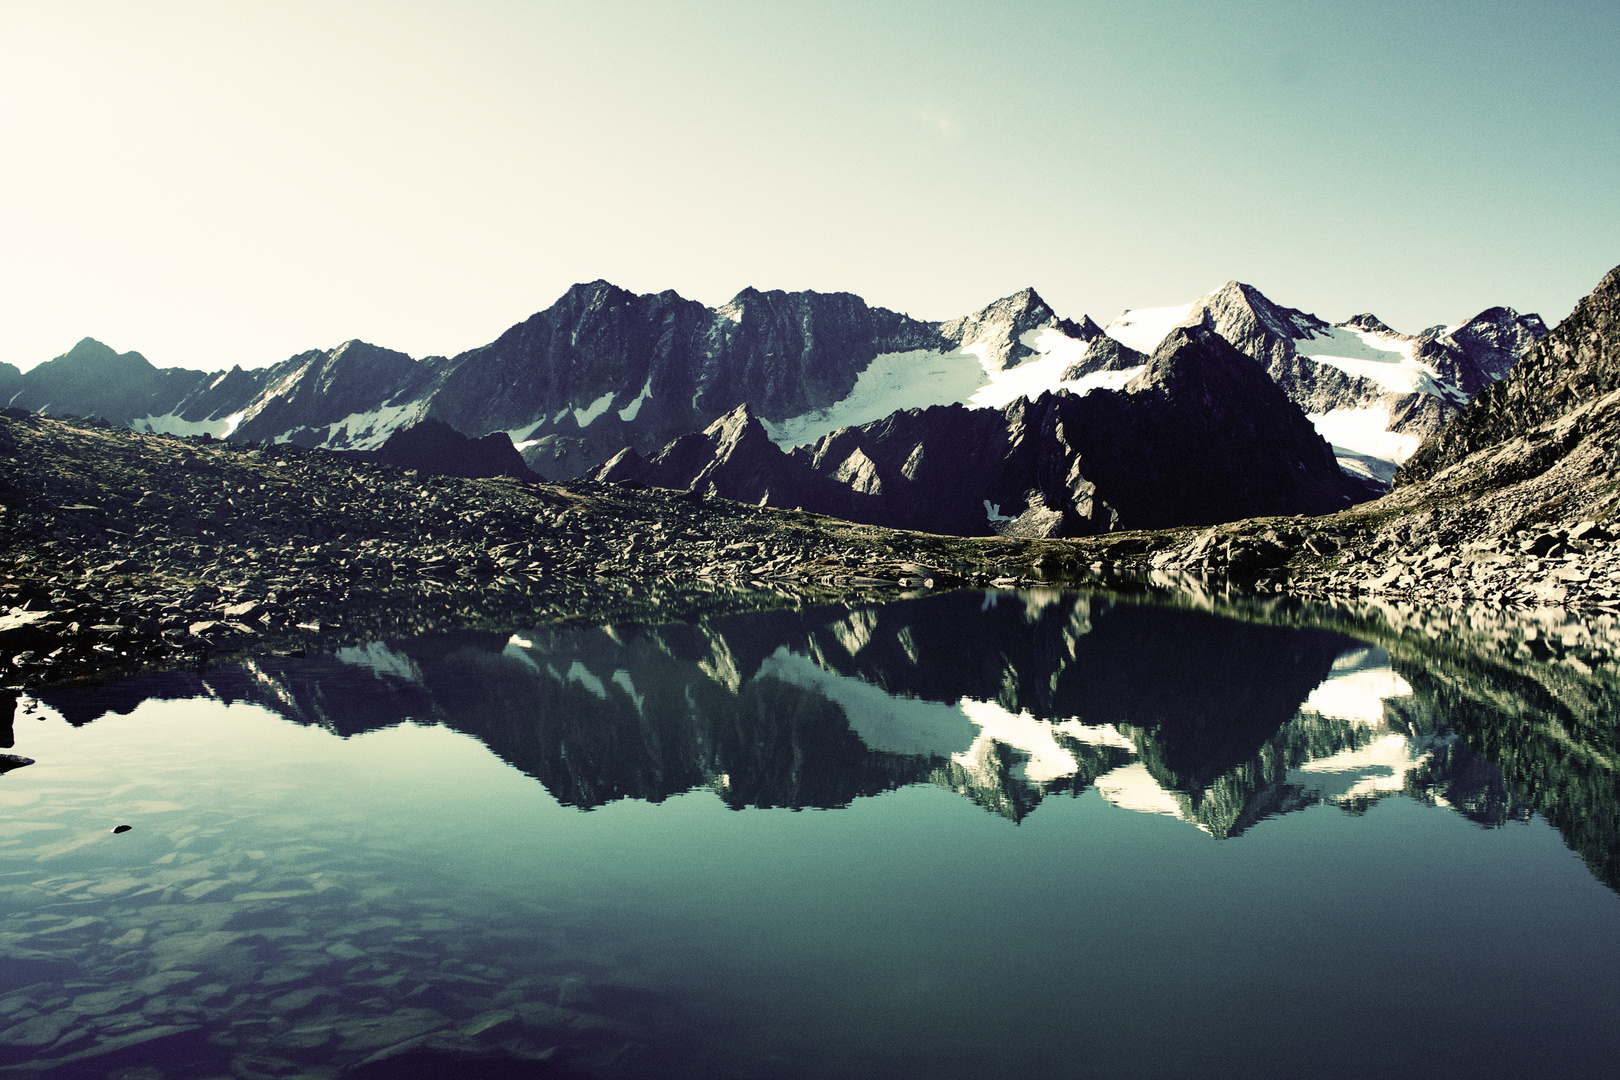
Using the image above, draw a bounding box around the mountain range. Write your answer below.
[0,276,1545,534]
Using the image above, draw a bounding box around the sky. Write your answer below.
[2,0,1617,373]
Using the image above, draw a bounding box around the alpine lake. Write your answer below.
[1,579,1618,1080]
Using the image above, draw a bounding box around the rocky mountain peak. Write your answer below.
[703,402,764,448]
[1396,261,1620,489]
[1342,313,1399,335]
[1128,324,1275,401]
[1443,306,1549,352]
[47,338,157,374]
[1194,280,1327,347]
[939,287,1079,370]
[1071,314,1106,340]
[62,337,119,362]
[566,278,637,308]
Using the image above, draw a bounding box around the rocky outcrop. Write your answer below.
[595,404,846,511]
[354,418,537,480]
[1397,263,1620,490]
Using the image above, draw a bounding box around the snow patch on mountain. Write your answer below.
[317,401,429,450]
[1297,325,1462,401]
[1307,405,1423,484]
[573,391,617,428]
[954,699,1088,785]
[1296,734,1436,803]
[968,327,1109,408]
[133,409,248,439]
[1103,302,1195,353]
[1301,648,1413,724]
[1095,762,1202,826]
[763,328,1143,448]
[504,416,549,446]
[761,347,988,447]
[618,379,652,422]
[755,647,977,757]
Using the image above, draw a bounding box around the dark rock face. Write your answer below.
[596,404,844,510]
[1046,326,1374,531]
[426,281,943,477]
[354,418,537,480]
[1415,306,1550,399]
[1396,264,1620,489]
[596,326,1369,536]
[4,339,215,426]
[1060,329,1144,380]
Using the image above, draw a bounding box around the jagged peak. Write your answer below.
[1130,324,1264,395]
[558,279,638,309]
[1453,305,1547,335]
[966,286,1052,320]
[1340,313,1401,336]
[326,339,413,363]
[938,287,1077,368]
[702,401,766,441]
[1071,314,1105,340]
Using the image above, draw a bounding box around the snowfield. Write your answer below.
[761,347,987,447]
[1297,325,1462,401]
[1307,405,1423,485]
[1103,302,1196,354]
[133,409,248,439]
[763,328,1144,448]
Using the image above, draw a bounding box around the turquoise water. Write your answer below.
[1,590,1617,1078]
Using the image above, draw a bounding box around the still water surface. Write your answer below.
[1,589,1618,1078]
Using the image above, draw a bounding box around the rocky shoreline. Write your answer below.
[2,412,1616,691]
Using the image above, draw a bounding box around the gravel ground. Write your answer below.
[3,412,1614,690]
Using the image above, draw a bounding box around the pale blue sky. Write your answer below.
[2,0,1616,371]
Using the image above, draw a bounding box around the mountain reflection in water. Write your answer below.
[29,588,1604,870]
[7,587,1620,1079]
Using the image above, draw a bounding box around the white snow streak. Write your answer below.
[1308,405,1422,484]
[573,391,616,428]
[754,648,977,757]
[1095,763,1196,824]
[1302,649,1413,724]
[954,699,1084,785]
[319,401,427,450]
[333,642,423,683]
[617,379,653,422]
